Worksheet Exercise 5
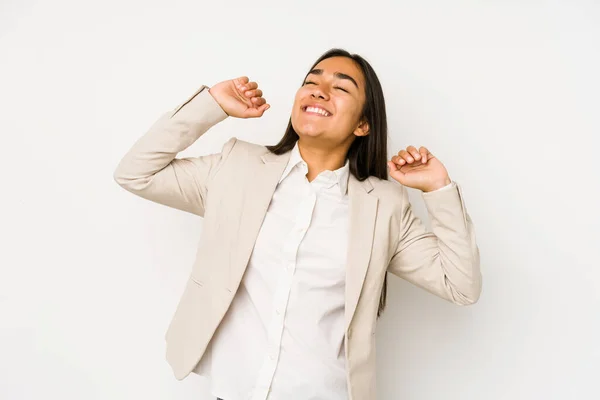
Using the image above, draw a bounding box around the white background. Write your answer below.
[1,0,599,399]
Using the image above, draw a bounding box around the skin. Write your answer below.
[208,59,452,192]
[289,56,369,181]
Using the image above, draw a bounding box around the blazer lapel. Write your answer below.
[228,147,378,333]
[345,175,378,331]
[230,149,291,289]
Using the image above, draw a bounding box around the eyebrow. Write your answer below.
[306,68,359,89]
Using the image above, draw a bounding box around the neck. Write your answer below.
[297,138,351,182]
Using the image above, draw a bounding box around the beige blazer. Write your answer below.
[113,85,482,400]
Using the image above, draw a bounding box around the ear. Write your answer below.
[353,119,370,137]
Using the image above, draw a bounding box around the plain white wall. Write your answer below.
[1,0,598,399]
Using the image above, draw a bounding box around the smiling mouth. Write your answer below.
[302,106,332,117]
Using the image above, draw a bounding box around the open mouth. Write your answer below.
[302,106,332,117]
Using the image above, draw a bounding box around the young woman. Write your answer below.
[114,48,482,400]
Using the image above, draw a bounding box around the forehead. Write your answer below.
[312,56,365,86]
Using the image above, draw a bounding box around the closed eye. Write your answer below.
[304,81,348,93]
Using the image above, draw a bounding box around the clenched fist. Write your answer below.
[388,146,451,192]
[209,76,270,119]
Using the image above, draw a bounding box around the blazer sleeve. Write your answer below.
[387,182,482,305]
[113,85,235,217]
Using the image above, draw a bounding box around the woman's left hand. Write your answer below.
[388,146,451,192]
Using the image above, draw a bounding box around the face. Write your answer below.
[291,56,369,147]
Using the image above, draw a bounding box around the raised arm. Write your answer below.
[387,183,482,305]
[386,145,482,305]
[113,77,270,216]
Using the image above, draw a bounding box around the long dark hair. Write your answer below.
[266,48,390,317]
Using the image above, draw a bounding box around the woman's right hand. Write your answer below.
[208,76,270,119]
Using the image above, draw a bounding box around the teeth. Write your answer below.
[305,106,330,116]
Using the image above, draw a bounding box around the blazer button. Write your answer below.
[347,328,353,339]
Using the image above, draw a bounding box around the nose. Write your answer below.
[310,86,329,100]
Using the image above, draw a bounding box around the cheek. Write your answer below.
[294,87,311,104]
[334,99,362,126]
[291,89,308,118]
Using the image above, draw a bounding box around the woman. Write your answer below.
[114,48,482,400]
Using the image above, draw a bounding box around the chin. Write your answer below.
[292,121,323,138]
[298,128,322,138]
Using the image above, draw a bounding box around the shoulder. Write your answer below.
[208,138,270,187]
[364,176,410,217]
[214,137,272,176]
[222,137,269,159]
[367,176,408,202]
